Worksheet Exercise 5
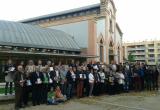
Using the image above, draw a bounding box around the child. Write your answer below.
[47,87,58,105]
[55,86,67,103]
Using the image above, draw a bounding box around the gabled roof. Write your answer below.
[20,3,100,23]
[0,20,80,51]
[116,23,123,36]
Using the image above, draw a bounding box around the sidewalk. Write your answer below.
[0,94,14,101]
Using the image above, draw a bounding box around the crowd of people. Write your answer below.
[3,59,160,110]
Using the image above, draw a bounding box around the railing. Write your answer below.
[132,52,146,55]
[148,47,155,49]
[147,62,156,65]
[134,58,146,60]
[148,57,155,59]
[127,48,146,51]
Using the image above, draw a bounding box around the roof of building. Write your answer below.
[20,3,100,23]
[0,20,80,51]
[116,23,123,36]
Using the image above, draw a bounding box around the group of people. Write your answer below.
[3,59,160,110]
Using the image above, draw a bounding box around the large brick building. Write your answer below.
[21,0,123,64]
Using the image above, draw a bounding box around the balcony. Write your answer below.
[148,47,155,49]
[132,52,146,55]
[148,51,155,54]
[147,62,156,65]
[127,47,145,51]
[135,57,146,60]
[148,57,155,60]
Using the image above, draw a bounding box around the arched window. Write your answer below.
[109,42,114,63]
[110,19,113,32]
[100,39,104,62]
[118,47,120,63]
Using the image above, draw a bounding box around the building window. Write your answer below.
[100,46,103,62]
[148,44,154,47]
[109,19,113,32]
[148,59,155,62]
[99,39,104,62]
[148,54,154,58]
[118,47,120,63]
[109,42,114,63]
[148,49,154,52]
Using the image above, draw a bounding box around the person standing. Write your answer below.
[124,69,130,92]
[24,60,36,106]
[76,66,84,98]
[98,67,106,94]
[133,64,141,92]
[54,65,61,87]
[93,65,101,96]
[82,66,89,96]
[139,64,145,91]
[14,65,26,110]
[4,59,16,95]
[66,66,76,99]
[46,61,55,91]
[117,69,125,93]
[145,66,153,91]
[59,65,67,96]
[153,67,159,90]
[108,68,115,95]
[88,68,94,97]
[41,67,49,104]
[31,66,44,106]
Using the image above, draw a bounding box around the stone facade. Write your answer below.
[21,0,123,64]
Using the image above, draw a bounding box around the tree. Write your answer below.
[128,52,135,62]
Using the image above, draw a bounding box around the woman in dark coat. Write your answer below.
[66,66,76,99]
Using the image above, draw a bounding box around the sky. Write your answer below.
[0,0,160,42]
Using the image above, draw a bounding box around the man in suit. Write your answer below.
[14,65,26,110]
[31,66,44,106]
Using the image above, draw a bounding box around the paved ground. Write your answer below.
[0,91,160,110]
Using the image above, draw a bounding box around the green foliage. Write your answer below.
[0,88,5,94]
[128,53,135,62]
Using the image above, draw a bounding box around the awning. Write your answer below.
[0,50,98,58]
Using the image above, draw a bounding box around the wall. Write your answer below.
[96,18,106,62]
[115,26,123,63]
[48,21,88,48]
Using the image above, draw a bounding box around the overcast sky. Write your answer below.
[0,0,160,42]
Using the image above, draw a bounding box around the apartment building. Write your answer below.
[123,41,160,65]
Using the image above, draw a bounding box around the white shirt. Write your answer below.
[89,73,94,83]
[98,72,105,83]
[118,73,125,84]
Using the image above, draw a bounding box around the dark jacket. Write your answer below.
[14,71,26,88]
[66,71,75,84]
[31,72,44,85]
[94,72,101,83]
[48,71,55,81]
